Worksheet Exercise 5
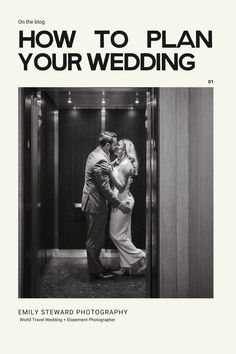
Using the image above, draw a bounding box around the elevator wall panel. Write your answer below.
[41,95,56,252]
[19,89,57,297]
[59,109,101,249]
[19,89,34,297]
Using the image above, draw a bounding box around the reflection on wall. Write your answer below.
[19,89,57,297]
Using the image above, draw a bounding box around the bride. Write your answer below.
[102,139,146,275]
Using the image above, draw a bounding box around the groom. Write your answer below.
[81,131,130,279]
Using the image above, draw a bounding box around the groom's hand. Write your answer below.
[119,200,131,214]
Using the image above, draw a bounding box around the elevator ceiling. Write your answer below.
[40,87,147,110]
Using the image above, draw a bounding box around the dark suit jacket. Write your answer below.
[81,147,121,214]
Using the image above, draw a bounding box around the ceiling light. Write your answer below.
[101,91,106,105]
[135,92,139,104]
[68,91,72,104]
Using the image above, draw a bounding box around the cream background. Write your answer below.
[0,0,235,353]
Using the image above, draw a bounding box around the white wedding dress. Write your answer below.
[109,163,145,269]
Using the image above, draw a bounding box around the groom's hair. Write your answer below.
[99,131,117,147]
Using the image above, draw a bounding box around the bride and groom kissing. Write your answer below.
[81,131,146,280]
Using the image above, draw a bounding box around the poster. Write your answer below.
[1,0,235,353]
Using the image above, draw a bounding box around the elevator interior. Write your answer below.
[19,87,213,299]
[19,87,158,298]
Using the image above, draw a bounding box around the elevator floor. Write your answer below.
[40,257,146,298]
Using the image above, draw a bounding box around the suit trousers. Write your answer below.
[85,212,107,274]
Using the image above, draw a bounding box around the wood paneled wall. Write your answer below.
[188,88,213,297]
[159,88,213,298]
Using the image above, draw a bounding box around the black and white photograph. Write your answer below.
[19,87,213,298]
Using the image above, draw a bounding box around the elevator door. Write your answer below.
[146,89,159,297]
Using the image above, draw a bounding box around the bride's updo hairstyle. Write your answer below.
[122,139,139,176]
